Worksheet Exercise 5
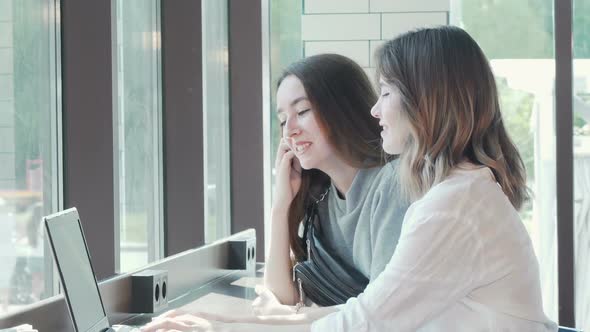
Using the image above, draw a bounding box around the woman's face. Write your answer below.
[276,75,335,170]
[371,78,410,155]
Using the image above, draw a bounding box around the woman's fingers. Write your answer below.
[252,287,296,316]
[254,286,279,303]
[278,150,297,177]
[274,138,293,169]
[254,284,266,295]
[12,325,37,332]
[291,155,302,176]
[273,139,302,208]
[193,311,257,324]
[156,309,185,319]
[142,313,218,332]
[141,317,199,331]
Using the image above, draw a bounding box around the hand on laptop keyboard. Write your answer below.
[111,325,141,332]
[0,324,37,332]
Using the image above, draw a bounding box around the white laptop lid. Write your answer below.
[44,208,110,332]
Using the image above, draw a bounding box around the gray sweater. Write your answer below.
[316,160,408,281]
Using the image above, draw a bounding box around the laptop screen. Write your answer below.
[45,208,109,332]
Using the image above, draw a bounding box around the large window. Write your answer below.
[573,0,590,329]
[265,0,303,254]
[452,0,559,321]
[202,0,231,243]
[268,0,303,163]
[0,0,61,315]
[113,0,163,272]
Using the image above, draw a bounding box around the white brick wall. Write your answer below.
[0,127,14,152]
[0,154,15,180]
[0,74,13,100]
[369,40,385,67]
[302,14,380,41]
[0,102,14,126]
[370,0,449,13]
[302,0,449,82]
[381,12,447,39]
[305,0,368,14]
[363,67,376,83]
[0,48,13,74]
[0,180,16,189]
[0,23,13,47]
[0,0,15,185]
[0,0,12,21]
[305,41,370,67]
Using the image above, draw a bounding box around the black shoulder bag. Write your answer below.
[292,189,369,307]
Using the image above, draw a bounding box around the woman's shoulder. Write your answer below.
[412,165,510,219]
[362,159,409,217]
[362,159,400,191]
[347,159,397,201]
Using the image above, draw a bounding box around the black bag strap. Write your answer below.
[301,203,314,249]
[295,185,370,304]
[301,186,330,259]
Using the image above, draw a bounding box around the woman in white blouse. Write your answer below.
[141,26,557,332]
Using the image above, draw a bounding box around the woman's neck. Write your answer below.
[321,162,359,199]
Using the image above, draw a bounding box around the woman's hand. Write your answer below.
[139,306,317,331]
[273,138,302,212]
[5,324,38,332]
[252,285,296,316]
[140,310,220,332]
[139,310,259,332]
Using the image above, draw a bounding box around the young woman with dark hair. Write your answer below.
[266,54,408,307]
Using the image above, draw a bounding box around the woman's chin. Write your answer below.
[382,142,402,155]
[298,158,315,171]
[382,144,393,155]
[299,162,313,170]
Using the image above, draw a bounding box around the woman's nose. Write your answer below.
[283,119,301,138]
[284,127,301,138]
[370,103,381,118]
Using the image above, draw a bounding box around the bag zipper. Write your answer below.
[296,266,342,305]
[292,262,299,282]
[297,277,305,305]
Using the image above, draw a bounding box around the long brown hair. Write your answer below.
[277,54,382,261]
[375,26,529,209]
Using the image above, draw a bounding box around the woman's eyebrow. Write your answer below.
[276,96,309,113]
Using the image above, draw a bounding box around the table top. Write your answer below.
[122,264,264,326]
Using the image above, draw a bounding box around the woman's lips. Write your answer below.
[293,141,311,154]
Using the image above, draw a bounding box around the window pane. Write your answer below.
[451,0,557,321]
[203,0,231,243]
[269,0,303,171]
[263,0,303,255]
[114,0,163,272]
[266,0,303,253]
[0,0,60,315]
[573,0,590,329]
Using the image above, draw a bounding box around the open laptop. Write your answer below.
[44,208,139,332]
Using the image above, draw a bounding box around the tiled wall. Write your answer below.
[302,0,449,81]
[0,0,15,189]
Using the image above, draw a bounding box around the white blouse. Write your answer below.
[311,165,557,332]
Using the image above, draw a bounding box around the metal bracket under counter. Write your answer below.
[0,229,257,332]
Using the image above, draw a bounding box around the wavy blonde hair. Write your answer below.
[376,26,529,209]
